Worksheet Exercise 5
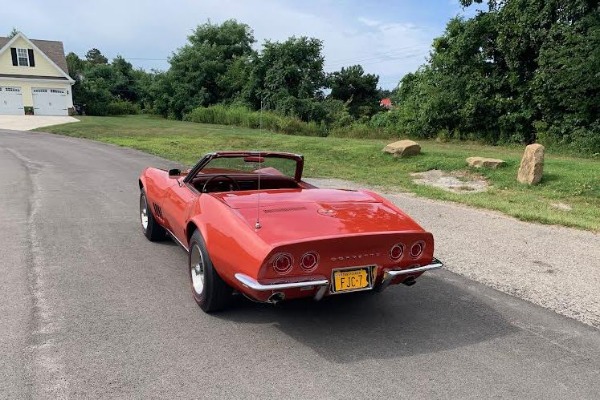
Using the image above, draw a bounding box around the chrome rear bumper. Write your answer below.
[234,273,330,300]
[378,257,444,291]
[234,257,443,300]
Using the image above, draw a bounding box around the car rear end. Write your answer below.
[219,187,443,303]
[234,231,442,303]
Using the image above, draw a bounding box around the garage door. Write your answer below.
[32,88,68,116]
[0,87,24,115]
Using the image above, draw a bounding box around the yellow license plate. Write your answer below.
[333,268,370,292]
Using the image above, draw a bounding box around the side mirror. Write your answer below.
[168,168,181,177]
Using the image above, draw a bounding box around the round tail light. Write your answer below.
[410,241,425,258]
[389,244,404,261]
[300,252,319,272]
[272,253,293,275]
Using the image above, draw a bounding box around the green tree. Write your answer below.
[66,52,86,105]
[533,7,600,152]
[162,19,256,118]
[78,63,117,114]
[66,52,84,78]
[68,50,152,115]
[393,14,506,141]
[111,55,140,102]
[393,0,600,153]
[85,48,109,65]
[148,71,179,118]
[245,36,326,121]
[328,65,380,120]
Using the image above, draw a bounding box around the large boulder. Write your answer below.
[517,144,545,185]
[382,140,421,157]
[466,157,506,169]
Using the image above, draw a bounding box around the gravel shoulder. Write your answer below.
[308,178,600,329]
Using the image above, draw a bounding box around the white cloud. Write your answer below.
[357,17,382,27]
[324,19,433,88]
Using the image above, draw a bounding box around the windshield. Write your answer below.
[198,154,299,179]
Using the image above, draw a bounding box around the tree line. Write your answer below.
[390,0,599,154]
[66,20,384,125]
[66,0,600,154]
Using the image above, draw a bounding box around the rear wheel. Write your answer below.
[189,230,233,312]
[140,189,167,241]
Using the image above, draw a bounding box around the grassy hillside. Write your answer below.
[37,115,599,231]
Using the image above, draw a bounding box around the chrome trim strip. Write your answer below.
[166,228,189,253]
[378,257,443,291]
[234,273,329,298]
[184,181,200,195]
[386,258,443,277]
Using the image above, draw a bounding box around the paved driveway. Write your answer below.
[1,129,599,399]
[0,115,78,130]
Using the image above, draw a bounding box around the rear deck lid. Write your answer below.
[213,189,424,245]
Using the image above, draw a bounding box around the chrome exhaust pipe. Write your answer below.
[402,276,416,286]
[268,292,285,304]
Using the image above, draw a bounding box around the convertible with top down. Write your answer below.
[138,151,443,312]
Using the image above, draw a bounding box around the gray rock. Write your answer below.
[466,156,506,169]
[382,139,421,157]
[517,144,545,185]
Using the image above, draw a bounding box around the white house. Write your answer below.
[0,32,75,116]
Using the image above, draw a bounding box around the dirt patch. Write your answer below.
[411,169,489,193]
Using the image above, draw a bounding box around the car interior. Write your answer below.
[190,174,303,193]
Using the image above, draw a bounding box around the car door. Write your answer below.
[161,179,198,246]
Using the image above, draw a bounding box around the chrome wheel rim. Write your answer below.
[190,244,205,295]
[140,194,149,230]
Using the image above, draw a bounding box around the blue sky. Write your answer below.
[3,0,480,89]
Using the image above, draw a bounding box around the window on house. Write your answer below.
[17,48,30,66]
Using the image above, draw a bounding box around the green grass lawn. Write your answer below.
[38,115,600,231]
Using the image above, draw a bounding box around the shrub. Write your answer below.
[85,102,110,116]
[106,99,140,115]
[184,105,323,136]
[537,120,600,156]
[569,123,600,155]
[329,123,397,139]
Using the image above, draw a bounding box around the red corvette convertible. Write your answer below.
[139,151,442,312]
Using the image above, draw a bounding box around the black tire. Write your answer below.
[140,189,167,241]
[189,230,233,313]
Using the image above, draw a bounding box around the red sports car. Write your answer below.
[139,151,442,312]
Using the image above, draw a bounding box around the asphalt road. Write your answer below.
[1,129,599,399]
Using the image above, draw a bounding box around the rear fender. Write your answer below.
[185,195,272,291]
[361,189,426,231]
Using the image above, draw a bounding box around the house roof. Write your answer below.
[0,73,69,80]
[380,98,393,108]
[0,36,69,74]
